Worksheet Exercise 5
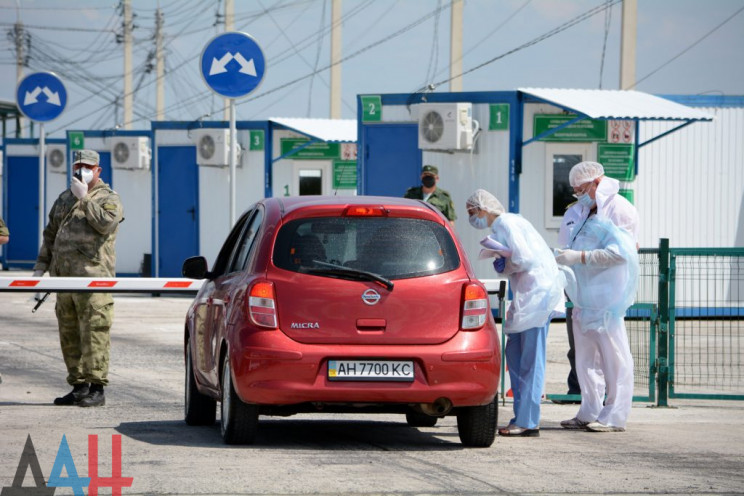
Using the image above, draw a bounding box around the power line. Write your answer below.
[629,3,744,90]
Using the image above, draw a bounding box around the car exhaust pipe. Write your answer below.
[419,397,453,416]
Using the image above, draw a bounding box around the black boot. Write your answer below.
[54,383,90,405]
[79,384,105,407]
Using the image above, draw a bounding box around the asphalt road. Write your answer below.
[1,289,743,495]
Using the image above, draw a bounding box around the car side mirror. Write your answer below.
[182,256,210,279]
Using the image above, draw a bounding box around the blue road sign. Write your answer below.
[200,32,266,99]
[16,72,67,122]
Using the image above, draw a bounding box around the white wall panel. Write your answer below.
[638,107,744,248]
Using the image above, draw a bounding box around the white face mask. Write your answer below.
[75,167,95,184]
[469,213,488,230]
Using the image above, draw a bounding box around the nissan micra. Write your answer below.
[182,196,500,446]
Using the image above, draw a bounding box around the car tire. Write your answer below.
[405,410,438,428]
[456,397,498,447]
[220,353,259,445]
[184,340,216,426]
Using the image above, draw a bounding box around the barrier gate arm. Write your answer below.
[0,277,205,294]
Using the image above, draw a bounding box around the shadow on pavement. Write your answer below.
[115,418,467,451]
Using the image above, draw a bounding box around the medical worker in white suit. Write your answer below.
[555,161,639,432]
[467,189,565,437]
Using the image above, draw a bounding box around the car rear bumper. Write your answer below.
[229,325,500,407]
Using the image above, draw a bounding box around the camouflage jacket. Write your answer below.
[0,215,8,236]
[34,181,124,277]
[404,186,457,221]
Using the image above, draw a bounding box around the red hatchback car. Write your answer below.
[182,196,501,446]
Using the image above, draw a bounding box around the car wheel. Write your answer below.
[456,397,498,447]
[405,410,438,428]
[184,340,216,426]
[220,353,259,445]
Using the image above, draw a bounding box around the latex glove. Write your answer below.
[555,249,582,266]
[493,257,506,273]
[32,270,44,277]
[71,176,88,199]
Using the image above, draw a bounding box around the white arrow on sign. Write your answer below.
[233,52,257,76]
[209,51,258,77]
[42,86,62,106]
[23,86,42,105]
[23,86,62,106]
[209,52,233,75]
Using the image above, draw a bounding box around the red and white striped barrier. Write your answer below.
[0,277,204,294]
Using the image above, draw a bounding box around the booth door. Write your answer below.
[362,124,421,197]
[157,146,199,277]
[5,156,40,267]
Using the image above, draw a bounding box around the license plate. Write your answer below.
[328,360,414,382]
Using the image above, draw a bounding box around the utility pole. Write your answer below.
[620,0,637,90]
[330,0,342,118]
[223,0,234,121]
[449,0,463,92]
[123,0,133,129]
[14,3,25,137]
[155,7,165,120]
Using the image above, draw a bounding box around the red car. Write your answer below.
[182,196,500,446]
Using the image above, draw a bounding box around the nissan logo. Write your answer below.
[361,289,381,305]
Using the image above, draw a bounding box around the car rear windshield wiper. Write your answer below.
[301,260,394,291]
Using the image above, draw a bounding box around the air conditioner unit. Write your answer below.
[46,144,67,174]
[110,136,151,170]
[193,129,240,167]
[417,102,478,151]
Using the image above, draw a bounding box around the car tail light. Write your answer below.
[461,283,488,330]
[342,205,387,217]
[248,281,277,329]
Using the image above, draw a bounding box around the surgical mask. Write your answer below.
[421,176,436,188]
[74,168,95,184]
[576,193,596,208]
[469,213,488,230]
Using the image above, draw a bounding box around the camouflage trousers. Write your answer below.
[55,292,113,386]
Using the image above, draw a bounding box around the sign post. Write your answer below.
[200,32,266,227]
[16,72,68,255]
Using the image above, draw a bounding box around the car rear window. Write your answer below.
[274,217,460,280]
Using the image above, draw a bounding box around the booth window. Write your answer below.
[544,143,592,228]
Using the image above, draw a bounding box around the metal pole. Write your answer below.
[229,99,237,227]
[449,0,463,92]
[38,123,45,252]
[657,238,670,407]
[620,0,637,90]
[155,8,165,120]
[330,0,342,118]
[123,0,133,129]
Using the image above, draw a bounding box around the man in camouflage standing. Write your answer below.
[33,150,124,407]
[404,165,457,224]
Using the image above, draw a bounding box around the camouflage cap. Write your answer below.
[72,149,100,166]
[421,164,438,176]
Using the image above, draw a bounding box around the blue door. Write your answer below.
[157,146,199,277]
[362,124,421,196]
[5,156,40,267]
[98,152,113,187]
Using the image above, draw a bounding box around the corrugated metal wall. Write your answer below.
[637,106,744,248]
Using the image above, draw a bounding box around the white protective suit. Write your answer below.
[490,213,565,333]
[558,176,639,248]
[561,215,639,428]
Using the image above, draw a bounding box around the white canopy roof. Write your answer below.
[269,117,357,143]
[519,88,714,122]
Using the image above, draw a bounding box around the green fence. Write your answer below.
[640,243,744,404]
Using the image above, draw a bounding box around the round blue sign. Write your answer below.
[16,72,67,122]
[200,32,266,99]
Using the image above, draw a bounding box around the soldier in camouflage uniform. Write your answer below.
[0,215,9,245]
[33,149,123,407]
[404,165,457,224]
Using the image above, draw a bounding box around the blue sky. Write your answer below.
[1,0,742,138]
